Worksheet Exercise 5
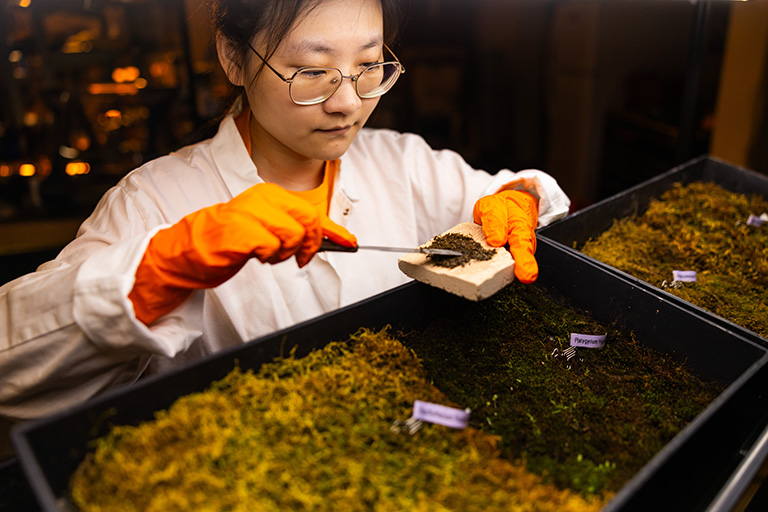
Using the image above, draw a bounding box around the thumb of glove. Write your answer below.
[473,190,539,283]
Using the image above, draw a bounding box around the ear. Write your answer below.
[216,35,244,87]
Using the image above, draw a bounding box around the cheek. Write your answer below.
[358,98,380,123]
[250,85,308,129]
[249,77,287,113]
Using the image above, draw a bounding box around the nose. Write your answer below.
[322,75,362,115]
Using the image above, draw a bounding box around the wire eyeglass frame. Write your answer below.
[246,42,406,105]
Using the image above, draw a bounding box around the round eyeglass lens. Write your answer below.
[357,62,401,98]
[291,68,342,105]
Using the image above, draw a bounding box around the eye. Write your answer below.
[297,68,329,79]
[360,61,383,72]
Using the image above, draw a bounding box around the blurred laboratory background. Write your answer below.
[1,0,767,284]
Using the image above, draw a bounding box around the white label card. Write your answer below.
[569,333,607,349]
[673,270,697,282]
[747,214,766,227]
[412,400,471,429]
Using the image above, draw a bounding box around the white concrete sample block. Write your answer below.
[398,222,515,301]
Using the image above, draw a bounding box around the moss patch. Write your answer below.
[70,330,609,512]
[399,281,724,495]
[70,268,725,507]
[580,182,768,338]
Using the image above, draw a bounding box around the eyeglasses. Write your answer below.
[246,43,405,106]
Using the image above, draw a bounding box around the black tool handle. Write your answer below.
[319,238,359,253]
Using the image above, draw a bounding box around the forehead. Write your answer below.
[279,0,384,57]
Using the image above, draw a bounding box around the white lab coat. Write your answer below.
[0,113,570,420]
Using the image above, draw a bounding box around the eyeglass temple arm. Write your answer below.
[384,44,406,74]
[250,40,403,79]
[246,42,293,84]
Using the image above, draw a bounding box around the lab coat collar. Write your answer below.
[337,157,359,202]
[209,103,360,208]
[210,114,263,198]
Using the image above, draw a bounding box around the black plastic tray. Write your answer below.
[0,457,38,512]
[12,238,768,511]
[538,154,768,349]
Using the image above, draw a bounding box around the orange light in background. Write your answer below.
[39,156,52,176]
[134,77,147,89]
[18,0,31,7]
[62,28,97,54]
[74,134,91,151]
[19,164,35,176]
[111,66,140,83]
[65,162,91,176]
[149,61,170,78]
[23,111,39,127]
[98,110,123,132]
[0,165,11,177]
[63,41,93,54]
[88,83,139,95]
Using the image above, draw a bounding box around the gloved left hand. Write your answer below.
[473,190,539,283]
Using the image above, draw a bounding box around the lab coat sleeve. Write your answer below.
[490,169,572,227]
[395,132,570,239]
[0,186,203,420]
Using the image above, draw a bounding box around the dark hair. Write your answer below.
[211,0,401,80]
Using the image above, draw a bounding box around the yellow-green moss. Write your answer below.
[581,182,768,337]
[70,329,609,512]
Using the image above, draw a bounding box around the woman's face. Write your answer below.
[243,0,384,165]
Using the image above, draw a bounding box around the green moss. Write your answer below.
[399,281,724,495]
[70,330,608,512]
[581,182,768,337]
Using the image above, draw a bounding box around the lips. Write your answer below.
[318,124,353,135]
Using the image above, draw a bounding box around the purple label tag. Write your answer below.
[673,270,697,282]
[747,214,765,227]
[569,333,607,349]
[412,400,471,429]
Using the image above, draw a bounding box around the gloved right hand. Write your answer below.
[473,189,539,283]
[128,182,357,325]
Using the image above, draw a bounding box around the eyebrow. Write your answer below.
[284,36,383,58]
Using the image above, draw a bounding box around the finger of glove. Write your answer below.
[185,207,286,271]
[254,184,356,263]
[294,216,357,268]
[503,191,538,253]
[320,216,357,248]
[473,195,510,247]
[272,203,324,268]
[516,193,539,216]
[253,208,317,263]
[504,206,538,283]
[185,202,306,267]
[509,241,539,283]
[237,187,324,264]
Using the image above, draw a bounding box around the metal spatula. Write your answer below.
[319,238,462,257]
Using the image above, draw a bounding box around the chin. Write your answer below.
[316,140,356,160]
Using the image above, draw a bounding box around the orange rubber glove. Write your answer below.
[473,190,539,283]
[128,183,357,325]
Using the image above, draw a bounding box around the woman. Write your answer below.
[0,0,569,421]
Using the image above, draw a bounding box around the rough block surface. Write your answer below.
[398,222,515,301]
